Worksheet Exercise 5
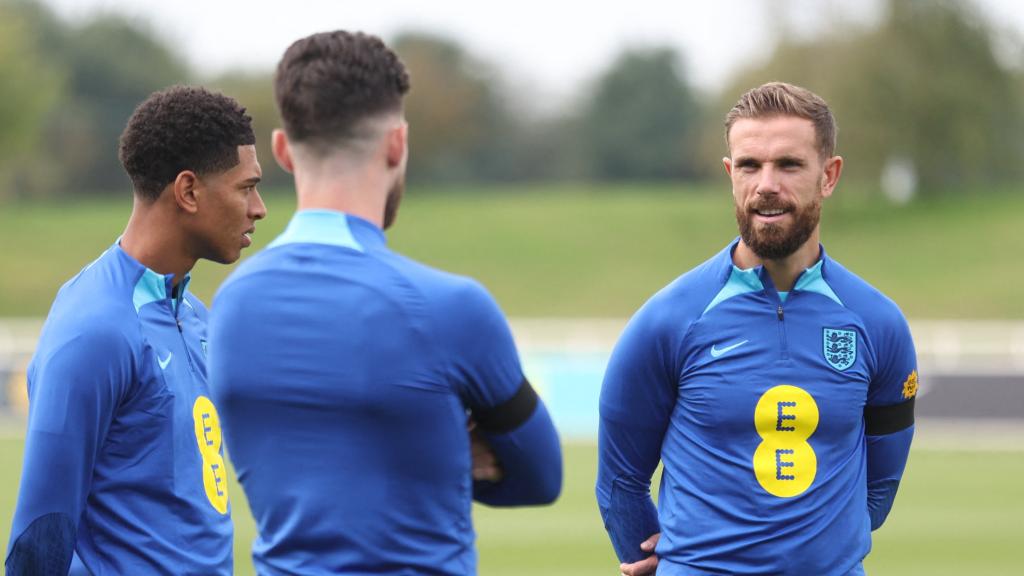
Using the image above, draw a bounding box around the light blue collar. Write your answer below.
[267,210,368,252]
[703,265,765,315]
[792,259,842,306]
[704,246,842,315]
[132,269,191,313]
[115,241,191,314]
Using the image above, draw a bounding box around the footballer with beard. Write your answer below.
[597,82,918,576]
[207,31,561,575]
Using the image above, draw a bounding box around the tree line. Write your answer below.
[1,0,1021,200]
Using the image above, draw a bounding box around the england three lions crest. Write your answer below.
[823,328,857,371]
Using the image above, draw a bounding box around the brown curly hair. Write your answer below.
[118,85,255,201]
[274,31,410,151]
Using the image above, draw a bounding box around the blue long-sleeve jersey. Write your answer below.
[208,210,562,575]
[6,243,232,575]
[597,240,917,575]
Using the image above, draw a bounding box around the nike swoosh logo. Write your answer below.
[158,352,173,370]
[710,340,749,358]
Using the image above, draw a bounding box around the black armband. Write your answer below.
[864,397,915,436]
[474,378,538,434]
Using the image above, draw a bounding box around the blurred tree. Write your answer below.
[578,47,702,181]
[2,5,193,197]
[714,0,1023,196]
[0,1,65,199]
[504,110,590,182]
[53,14,191,192]
[392,32,512,184]
[208,72,290,191]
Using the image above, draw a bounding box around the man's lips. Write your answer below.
[751,206,790,224]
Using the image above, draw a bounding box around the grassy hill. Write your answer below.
[1,184,1022,573]
[1,184,1021,318]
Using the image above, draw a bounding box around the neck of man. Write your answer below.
[732,228,822,293]
[120,194,196,286]
[293,154,389,229]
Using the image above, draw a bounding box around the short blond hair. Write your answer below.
[724,82,837,158]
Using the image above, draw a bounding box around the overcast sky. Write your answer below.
[37,0,1024,102]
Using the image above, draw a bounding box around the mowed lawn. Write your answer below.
[0,438,1021,575]
[1,185,1023,318]
[1,187,1023,573]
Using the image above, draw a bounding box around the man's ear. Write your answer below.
[821,155,844,199]
[272,129,295,174]
[385,121,408,168]
[172,170,200,214]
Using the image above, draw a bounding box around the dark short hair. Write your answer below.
[724,82,837,159]
[118,85,255,201]
[274,31,410,150]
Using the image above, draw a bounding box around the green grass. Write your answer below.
[1,184,1022,318]
[1,438,1021,574]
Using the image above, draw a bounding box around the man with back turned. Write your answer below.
[208,31,562,575]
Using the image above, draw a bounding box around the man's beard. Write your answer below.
[383,174,405,230]
[735,194,821,261]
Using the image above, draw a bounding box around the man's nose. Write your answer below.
[755,165,781,196]
[250,189,267,220]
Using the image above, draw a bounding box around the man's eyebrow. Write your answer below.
[775,155,806,166]
[239,176,262,186]
[734,156,760,167]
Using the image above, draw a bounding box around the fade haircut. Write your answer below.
[724,82,837,159]
[119,85,255,201]
[274,31,410,152]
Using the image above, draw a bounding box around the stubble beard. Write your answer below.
[383,174,405,230]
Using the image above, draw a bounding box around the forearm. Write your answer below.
[597,473,660,564]
[473,401,562,506]
[596,410,666,564]
[6,513,76,575]
[866,424,914,530]
[6,429,92,575]
[9,327,126,572]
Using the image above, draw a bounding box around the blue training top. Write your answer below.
[597,239,917,575]
[208,210,562,575]
[6,243,232,575]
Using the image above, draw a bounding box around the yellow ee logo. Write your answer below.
[192,396,229,514]
[752,385,819,498]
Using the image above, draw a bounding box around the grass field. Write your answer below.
[1,184,1022,318]
[2,186,1022,573]
[0,437,1021,574]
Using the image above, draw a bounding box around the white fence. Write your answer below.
[510,318,1024,375]
[3,318,1023,440]
[3,317,1023,380]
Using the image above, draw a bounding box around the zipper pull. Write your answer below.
[777,305,784,321]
